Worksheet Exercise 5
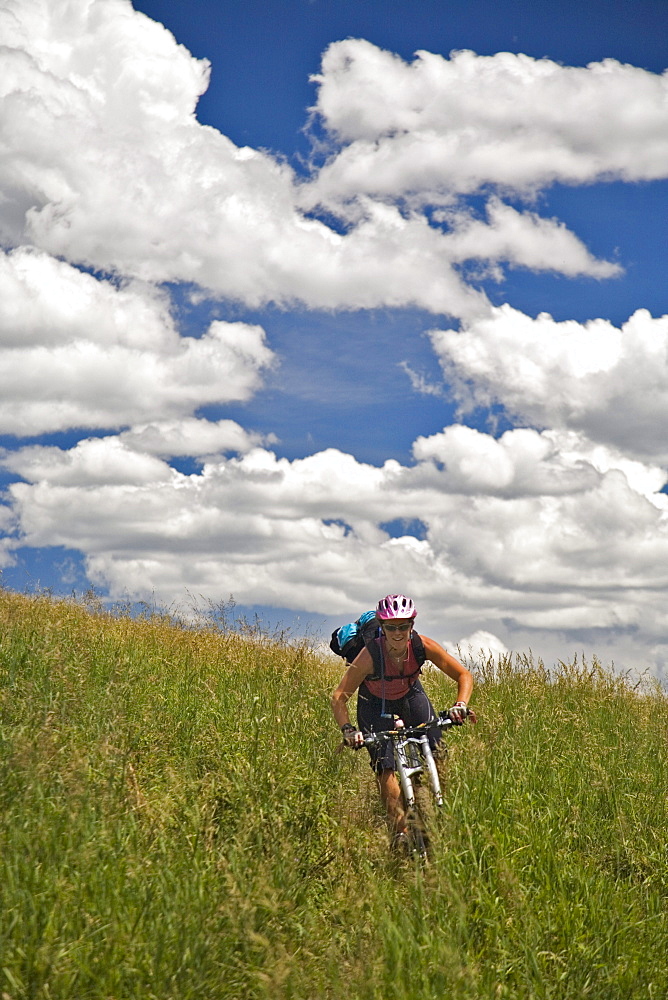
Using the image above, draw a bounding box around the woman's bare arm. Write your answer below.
[420,634,474,705]
[331,647,373,729]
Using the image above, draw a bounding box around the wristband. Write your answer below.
[454,701,467,709]
[341,723,356,734]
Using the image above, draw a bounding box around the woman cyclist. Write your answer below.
[331,594,474,846]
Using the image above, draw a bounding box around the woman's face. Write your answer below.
[381,617,414,654]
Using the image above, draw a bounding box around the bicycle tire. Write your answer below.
[403,779,429,858]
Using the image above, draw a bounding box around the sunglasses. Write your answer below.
[382,622,413,633]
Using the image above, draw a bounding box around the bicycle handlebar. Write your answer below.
[361,708,470,746]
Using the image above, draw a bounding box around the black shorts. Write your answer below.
[356,679,443,773]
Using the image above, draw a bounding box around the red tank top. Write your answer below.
[362,636,421,700]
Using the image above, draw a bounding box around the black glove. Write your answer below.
[341,722,364,748]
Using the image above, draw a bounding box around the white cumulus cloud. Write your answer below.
[430,306,668,464]
[0,248,275,436]
[307,40,668,204]
[438,198,621,279]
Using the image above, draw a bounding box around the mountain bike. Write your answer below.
[362,710,471,859]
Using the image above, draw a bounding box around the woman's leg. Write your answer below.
[357,690,409,839]
[377,768,406,834]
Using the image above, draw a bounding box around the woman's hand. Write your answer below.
[341,722,364,748]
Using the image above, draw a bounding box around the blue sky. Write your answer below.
[1,0,668,676]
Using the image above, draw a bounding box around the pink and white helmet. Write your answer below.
[376,594,417,620]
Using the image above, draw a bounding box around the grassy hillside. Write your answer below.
[1,587,667,1000]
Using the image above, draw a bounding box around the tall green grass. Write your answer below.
[1,588,667,999]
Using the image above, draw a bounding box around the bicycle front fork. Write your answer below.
[395,734,444,809]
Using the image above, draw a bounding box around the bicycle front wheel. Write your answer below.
[403,779,430,859]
